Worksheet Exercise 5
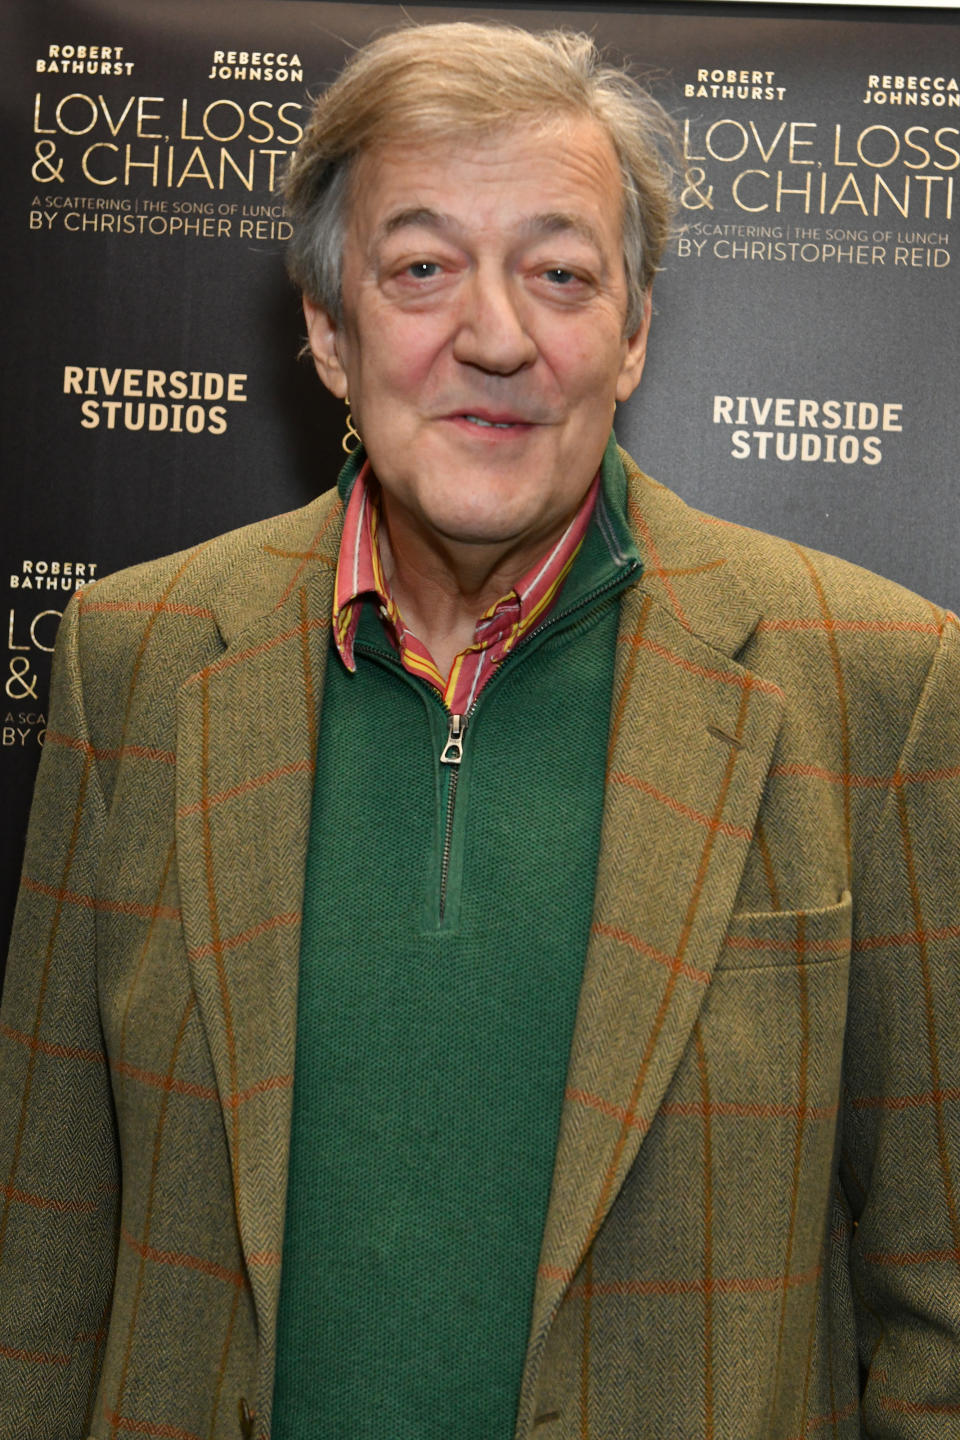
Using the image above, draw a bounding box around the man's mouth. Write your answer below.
[453,410,532,430]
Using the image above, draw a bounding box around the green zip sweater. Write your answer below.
[271,439,641,1439]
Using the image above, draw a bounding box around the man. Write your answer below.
[1,20,959,1440]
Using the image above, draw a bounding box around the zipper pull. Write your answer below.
[439,713,466,765]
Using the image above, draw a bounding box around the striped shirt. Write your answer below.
[332,462,598,713]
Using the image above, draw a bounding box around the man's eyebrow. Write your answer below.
[522,211,605,251]
[375,208,605,251]
[378,207,451,241]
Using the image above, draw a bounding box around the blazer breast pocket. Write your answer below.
[653,894,855,1285]
[673,893,854,1205]
[603,896,855,1328]
[718,890,853,973]
[698,892,854,1108]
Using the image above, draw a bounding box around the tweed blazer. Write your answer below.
[2,451,960,1440]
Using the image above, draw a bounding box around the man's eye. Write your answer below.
[407,261,440,279]
[544,267,576,284]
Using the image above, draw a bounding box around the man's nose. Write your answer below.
[451,270,538,374]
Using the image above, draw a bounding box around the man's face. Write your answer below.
[304,117,650,560]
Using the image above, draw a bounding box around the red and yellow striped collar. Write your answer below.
[332,462,598,712]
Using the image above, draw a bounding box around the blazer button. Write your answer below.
[239,1396,256,1439]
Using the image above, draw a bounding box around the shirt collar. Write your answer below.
[332,457,601,678]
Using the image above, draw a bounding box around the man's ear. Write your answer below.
[615,289,653,404]
[302,295,348,399]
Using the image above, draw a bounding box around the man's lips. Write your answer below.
[443,409,537,430]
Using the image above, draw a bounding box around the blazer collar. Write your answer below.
[208,488,345,647]
[619,448,762,660]
[205,443,763,662]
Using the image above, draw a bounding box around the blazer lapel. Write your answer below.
[174,496,342,1339]
[525,467,786,1368]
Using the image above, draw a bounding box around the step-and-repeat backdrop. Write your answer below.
[2,1,958,971]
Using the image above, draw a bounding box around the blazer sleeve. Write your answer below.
[0,591,121,1436]
[843,614,960,1433]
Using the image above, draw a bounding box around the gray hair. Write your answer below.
[283,22,678,334]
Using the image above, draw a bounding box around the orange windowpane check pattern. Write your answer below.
[332,461,598,712]
[0,451,959,1438]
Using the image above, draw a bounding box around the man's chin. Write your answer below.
[432,520,531,549]
[380,478,575,564]
[426,511,569,562]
